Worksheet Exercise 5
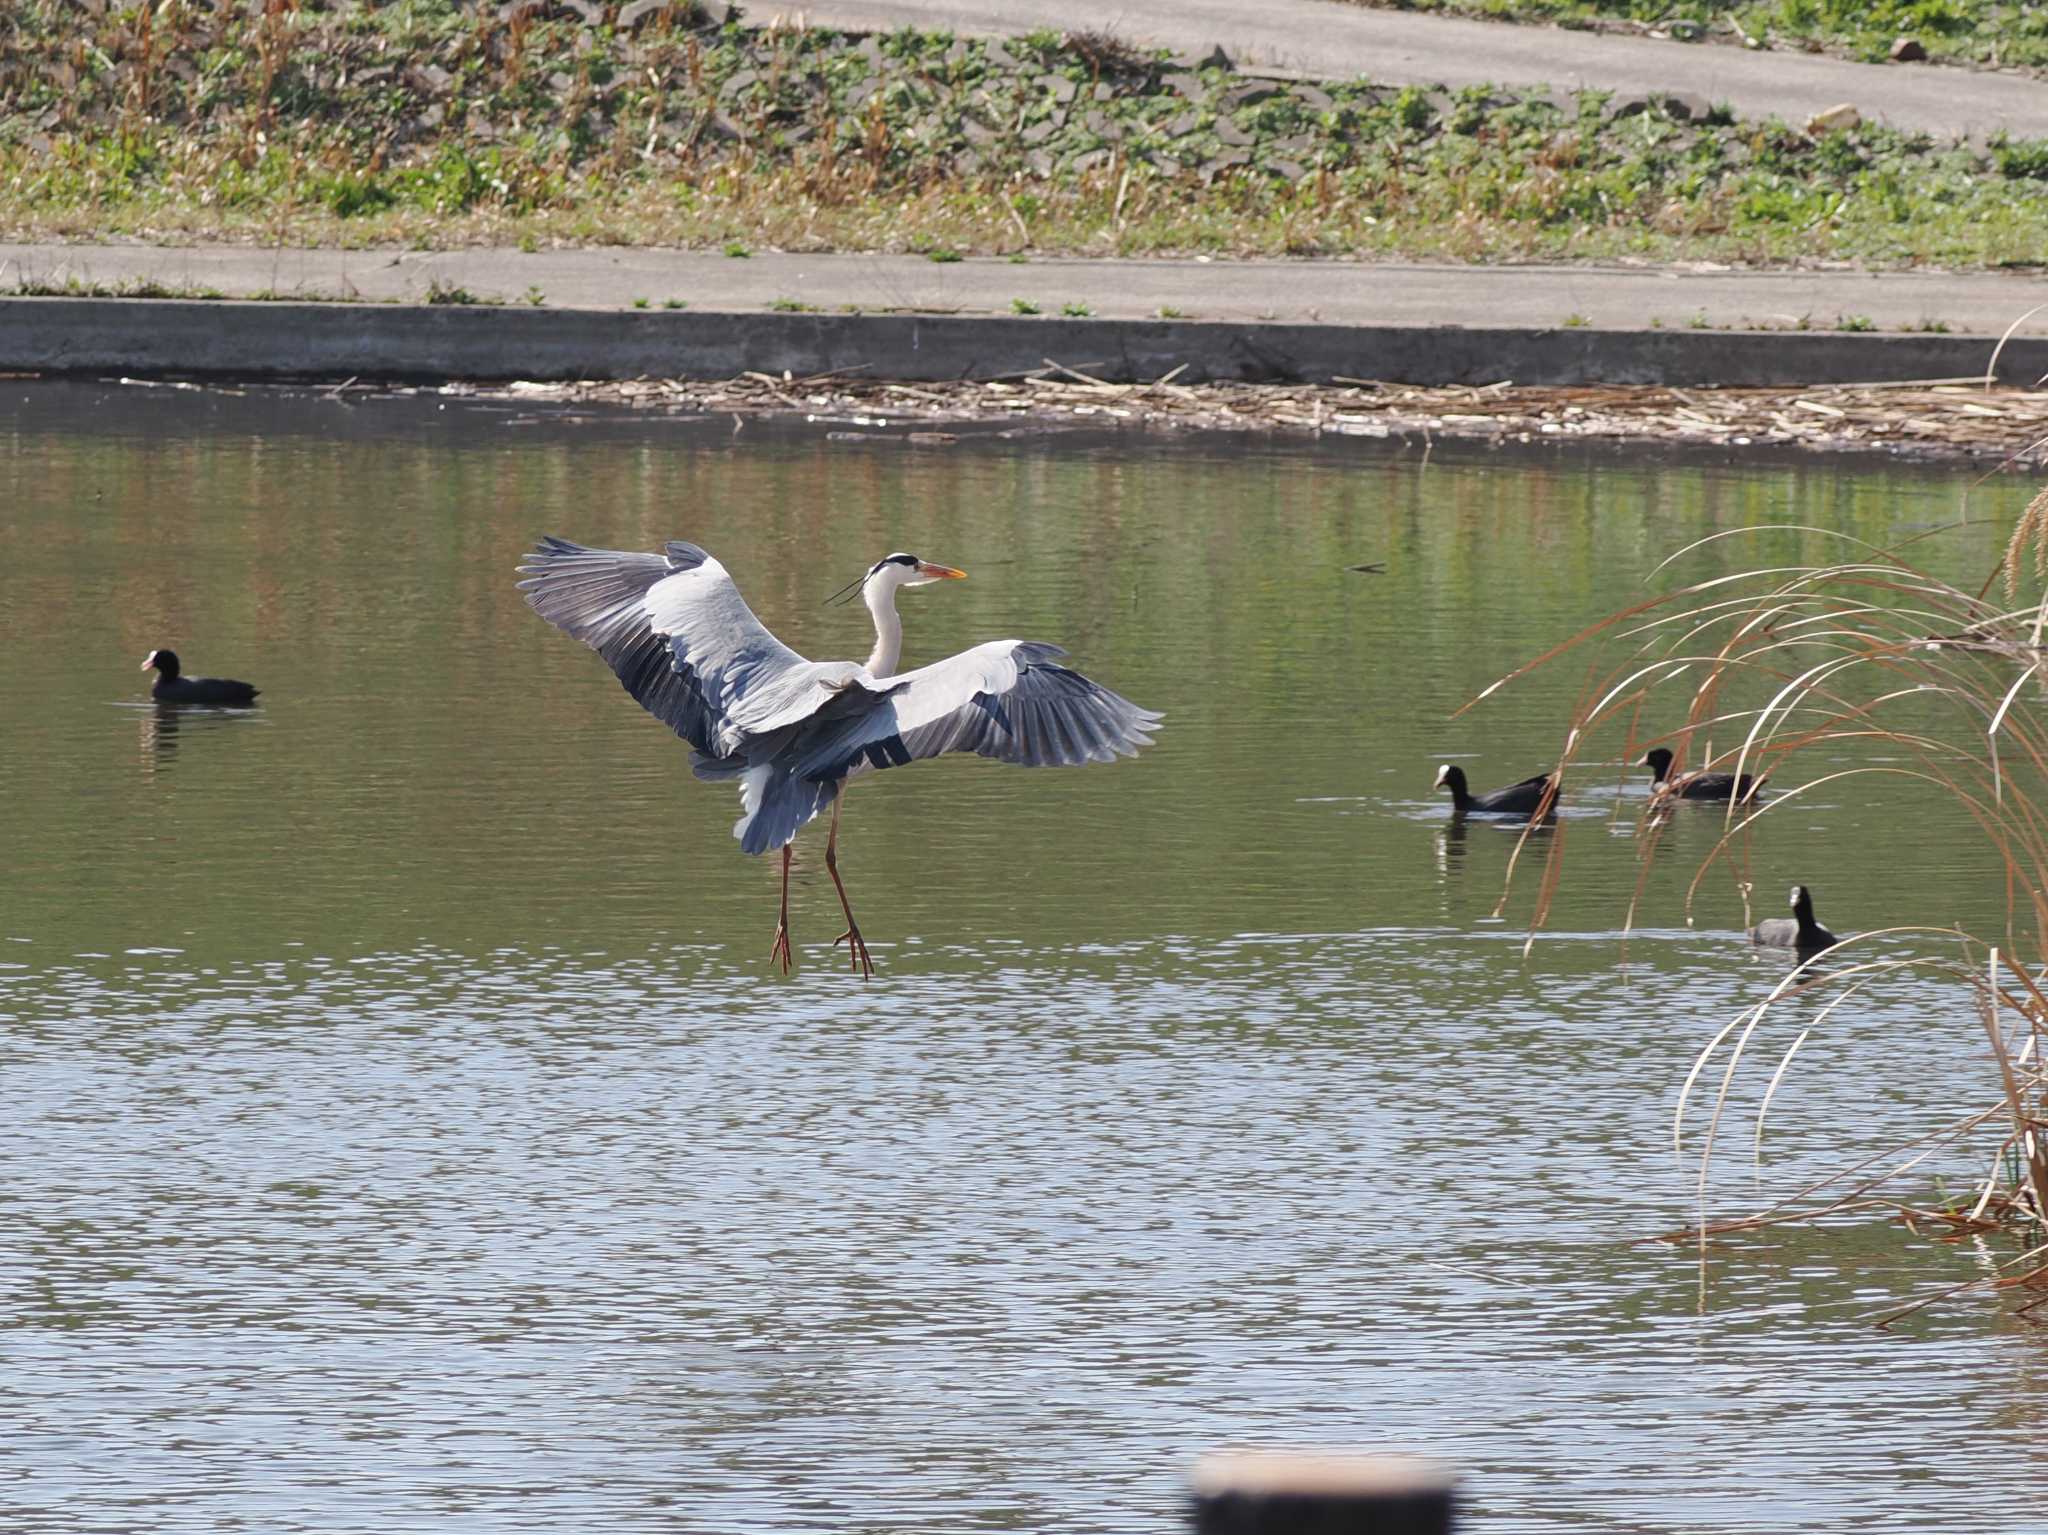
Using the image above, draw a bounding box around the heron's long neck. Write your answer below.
[864,582,903,676]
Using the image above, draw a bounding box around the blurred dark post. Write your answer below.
[1189,1450,1456,1535]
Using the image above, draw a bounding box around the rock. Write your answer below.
[1201,149,1250,178]
[1071,148,1110,173]
[1660,91,1713,122]
[404,63,452,96]
[721,69,758,99]
[1196,44,1233,72]
[1891,36,1927,62]
[1273,133,1317,155]
[1021,118,1059,144]
[1607,92,1651,119]
[984,39,1015,68]
[1162,109,1202,138]
[1025,149,1055,176]
[1162,72,1205,99]
[1293,84,1334,113]
[619,0,684,29]
[1668,19,1704,40]
[1225,80,1283,107]
[1213,115,1251,146]
[1807,102,1860,134]
[961,118,997,145]
[1044,74,1077,104]
[1265,158,1308,181]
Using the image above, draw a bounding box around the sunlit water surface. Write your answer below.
[2,384,2044,1533]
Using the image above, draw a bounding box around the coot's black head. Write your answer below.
[1433,763,1466,792]
[1789,884,1812,912]
[1642,746,1674,780]
[141,648,180,679]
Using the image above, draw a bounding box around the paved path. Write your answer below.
[10,243,2048,337]
[778,0,2048,138]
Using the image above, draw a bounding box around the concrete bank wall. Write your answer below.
[4,297,2040,388]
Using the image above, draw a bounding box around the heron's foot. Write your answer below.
[769,919,794,975]
[833,923,875,980]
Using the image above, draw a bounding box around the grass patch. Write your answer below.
[423,278,495,305]
[6,7,2048,267]
[10,275,224,300]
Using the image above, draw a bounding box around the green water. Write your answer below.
[1,382,2042,1533]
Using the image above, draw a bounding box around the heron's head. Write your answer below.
[873,552,967,589]
[827,553,967,605]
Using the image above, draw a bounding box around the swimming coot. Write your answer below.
[1643,746,1766,803]
[1433,763,1555,817]
[1750,884,1839,956]
[141,649,259,706]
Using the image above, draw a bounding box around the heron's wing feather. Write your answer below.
[789,640,1162,782]
[519,537,868,756]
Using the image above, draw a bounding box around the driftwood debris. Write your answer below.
[465,373,2048,462]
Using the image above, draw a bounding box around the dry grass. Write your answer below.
[1471,513,2048,1316]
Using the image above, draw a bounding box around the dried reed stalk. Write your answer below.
[1475,517,2048,1316]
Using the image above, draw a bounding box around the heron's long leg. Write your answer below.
[768,843,794,974]
[824,794,874,980]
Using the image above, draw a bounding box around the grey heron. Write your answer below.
[518,538,1162,977]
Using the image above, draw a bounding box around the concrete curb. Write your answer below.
[4,297,2041,388]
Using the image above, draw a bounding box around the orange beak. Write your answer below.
[918,563,967,581]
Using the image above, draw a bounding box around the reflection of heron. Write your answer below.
[519,538,1163,978]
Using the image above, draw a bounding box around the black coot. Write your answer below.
[1434,763,1554,817]
[141,649,259,706]
[1750,884,1839,955]
[1643,746,1765,803]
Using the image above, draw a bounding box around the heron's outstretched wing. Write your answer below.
[518,537,868,757]
[788,640,1162,783]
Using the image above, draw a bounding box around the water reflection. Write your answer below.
[3,384,2045,1535]
[134,701,264,781]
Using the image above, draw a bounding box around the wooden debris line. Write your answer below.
[454,375,2048,461]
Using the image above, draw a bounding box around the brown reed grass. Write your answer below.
[1471,517,2048,1317]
